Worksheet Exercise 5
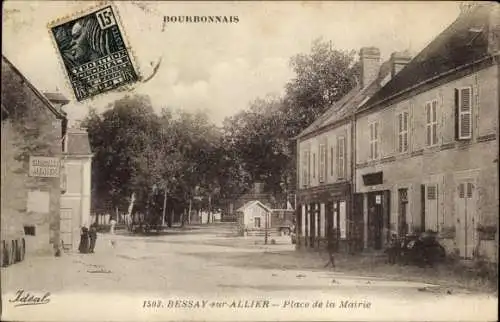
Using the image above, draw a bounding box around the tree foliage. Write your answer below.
[220,39,360,196]
[85,39,360,217]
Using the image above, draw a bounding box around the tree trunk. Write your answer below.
[188,199,192,224]
[162,189,167,227]
[207,195,212,224]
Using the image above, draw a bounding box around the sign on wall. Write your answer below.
[29,156,60,178]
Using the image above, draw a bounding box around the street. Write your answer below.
[1,224,497,321]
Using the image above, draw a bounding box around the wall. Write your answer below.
[243,204,270,230]
[355,64,498,260]
[1,60,64,256]
[298,122,352,189]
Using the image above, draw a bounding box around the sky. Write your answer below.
[3,1,461,125]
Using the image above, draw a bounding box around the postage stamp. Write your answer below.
[48,4,138,101]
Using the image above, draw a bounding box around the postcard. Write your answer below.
[1,1,498,321]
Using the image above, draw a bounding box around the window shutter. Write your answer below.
[458,183,465,198]
[307,150,311,186]
[330,146,334,176]
[398,113,403,153]
[426,102,431,146]
[403,112,408,151]
[459,87,472,140]
[466,182,474,198]
[319,144,325,183]
[312,153,316,179]
[336,137,345,179]
[454,89,459,140]
[301,151,308,187]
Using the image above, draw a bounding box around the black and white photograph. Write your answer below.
[1,1,498,321]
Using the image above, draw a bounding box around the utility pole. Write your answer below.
[265,210,269,245]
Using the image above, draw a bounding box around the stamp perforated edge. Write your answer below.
[46,1,142,102]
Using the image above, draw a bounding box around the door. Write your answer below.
[398,189,409,237]
[368,193,384,250]
[60,208,73,251]
[309,203,316,248]
[352,193,364,253]
[456,181,477,259]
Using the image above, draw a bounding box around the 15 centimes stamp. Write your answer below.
[48,4,139,101]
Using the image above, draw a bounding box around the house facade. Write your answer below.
[1,56,67,256]
[59,127,93,251]
[354,4,499,261]
[295,47,411,252]
[236,200,272,235]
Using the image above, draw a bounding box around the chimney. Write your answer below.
[253,182,264,194]
[43,92,70,109]
[390,51,412,78]
[359,47,381,88]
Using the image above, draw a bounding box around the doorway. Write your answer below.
[351,193,365,253]
[398,188,409,237]
[367,191,390,250]
[60,208,73,251]
[455,181,477,259]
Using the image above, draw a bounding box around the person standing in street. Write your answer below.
[324,227,336,268]
[89,223,98,253]
[110,217,117,235]
[78,227,89,254]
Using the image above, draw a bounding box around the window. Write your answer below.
[369,122,379,159]
[330,146,334,176]
[319,144,326,183]
[301,150,309,187]
[397,111,409,153]
[312,153,316,179]
[425,184,439,232]
[254,217,261,228]
[336,136,346,179]
[455,87,473,140]
[425,100,438,146]
[24,225,36,236]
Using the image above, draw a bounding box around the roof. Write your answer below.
[1,55,67,120]
[66,128,92,155]
[360,4,499,113]
[236,200,272,213]
[43,92,70,105]
[296,58,392,140]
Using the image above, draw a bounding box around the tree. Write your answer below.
[84,95,164,215]
[283,38,360,138]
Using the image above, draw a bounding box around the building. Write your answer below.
[354,4,499,261]
[294,47,411,252]
[59,127,93,251]
[1,56,67,256]
[223,182,290,221]
[236,200,272,235]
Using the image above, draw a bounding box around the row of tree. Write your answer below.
[84,39,361,224]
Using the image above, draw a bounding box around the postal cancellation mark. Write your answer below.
[50,5,138,101]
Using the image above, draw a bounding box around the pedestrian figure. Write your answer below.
[89,223,98,253]
[324,228,337,269]
[110,217,117,235]
[78,227,90,254]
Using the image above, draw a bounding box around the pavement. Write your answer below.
[1,223,497,321]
